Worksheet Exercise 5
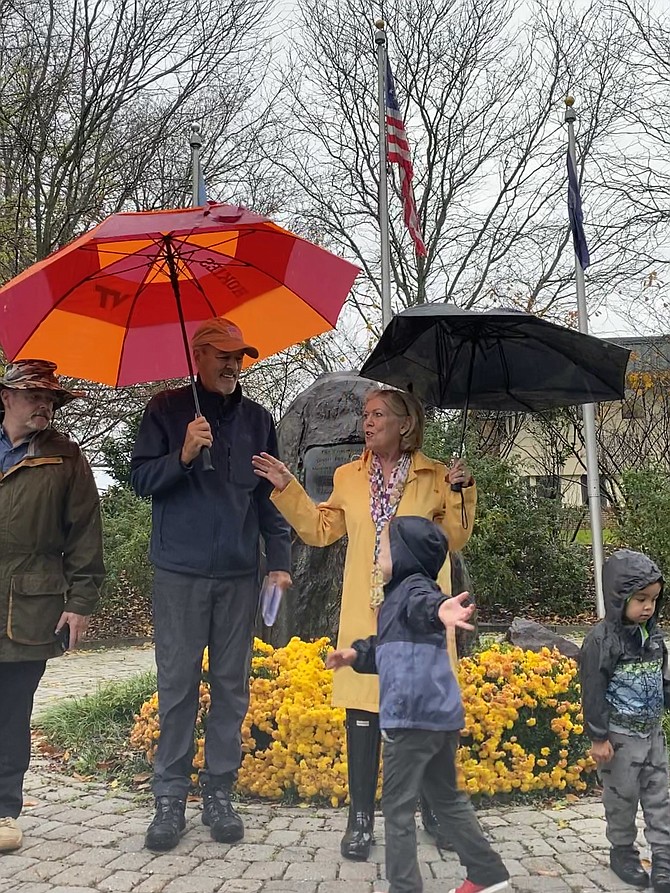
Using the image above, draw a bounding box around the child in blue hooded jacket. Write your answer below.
[327,515,509,893]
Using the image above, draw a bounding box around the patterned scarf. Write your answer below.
[369,451,412,608]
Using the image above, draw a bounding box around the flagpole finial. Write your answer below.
[564,96,576,123]
[189,124,203,149]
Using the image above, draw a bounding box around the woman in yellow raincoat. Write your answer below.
[252,388,476,861]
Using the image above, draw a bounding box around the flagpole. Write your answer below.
[189,123,203,207]
[565,96,605,619]
[374,20,393,329]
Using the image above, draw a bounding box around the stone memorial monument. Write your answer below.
[265,372,368,645]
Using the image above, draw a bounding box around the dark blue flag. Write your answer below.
[567,150,590,270]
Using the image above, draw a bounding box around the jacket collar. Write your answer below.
[196,377,243,413]
[27,428,77,460]
[356,449,432,483]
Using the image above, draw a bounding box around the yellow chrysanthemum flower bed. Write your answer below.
[129,637,595,806]
[457,643,595,797]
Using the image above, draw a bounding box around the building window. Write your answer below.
[580,474,610,507]
[535,475,561,499]
[621,397,645,420]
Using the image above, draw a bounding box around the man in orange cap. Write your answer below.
[0,360,104,853]
[131,318,291,852]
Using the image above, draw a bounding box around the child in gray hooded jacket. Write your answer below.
[581,549,670,892]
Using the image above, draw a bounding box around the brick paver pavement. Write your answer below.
[0,646,647,892]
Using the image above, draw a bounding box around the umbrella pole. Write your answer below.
[163,235,214,472]
[451,345,476,492]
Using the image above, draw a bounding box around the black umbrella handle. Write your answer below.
[201,446,214,472]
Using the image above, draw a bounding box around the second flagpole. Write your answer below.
[565,96,605,619]
[374,20,393,329]
[190,123,203,207]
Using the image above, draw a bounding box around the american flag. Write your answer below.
[385,58,427,257]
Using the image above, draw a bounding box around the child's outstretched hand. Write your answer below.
[326,648,357,670]
[590,739,614,764]
[438,591,475,631]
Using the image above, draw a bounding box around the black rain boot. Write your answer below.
[145,796,186,851]
[652,848,670,893]
[201,783,244,843]
[610,846,650,889]
[420,793,452,850]
[340,709,380,862]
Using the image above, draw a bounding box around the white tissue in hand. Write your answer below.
[260,576,282,626]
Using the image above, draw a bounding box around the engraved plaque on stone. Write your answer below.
[303,443,365,502]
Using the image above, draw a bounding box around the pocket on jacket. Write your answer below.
[7,573,67,645]
[229,448,258,489]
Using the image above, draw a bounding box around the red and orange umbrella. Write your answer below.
[0,203,360,387]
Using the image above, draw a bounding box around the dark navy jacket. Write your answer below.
[580,549,669,741]
[130,380,291,578]
[352,516,465,732]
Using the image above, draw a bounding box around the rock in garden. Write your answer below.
[505,617,581,660]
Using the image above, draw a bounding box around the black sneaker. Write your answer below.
[202,786,244,843]
[610,846,650,889]
[145,797,186,852]
[652,849,670,893]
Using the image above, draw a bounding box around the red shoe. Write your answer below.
[448,881,509,893]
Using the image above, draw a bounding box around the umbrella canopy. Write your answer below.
[0,203,360,387]
[359,304,631,412]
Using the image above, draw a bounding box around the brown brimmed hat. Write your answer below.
[191,317,259,359]
[0,359,84,407]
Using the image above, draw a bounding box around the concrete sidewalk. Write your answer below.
[0,645,644,892]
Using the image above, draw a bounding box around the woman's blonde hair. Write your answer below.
[364,388,425,452]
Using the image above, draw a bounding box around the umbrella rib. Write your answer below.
[495,337,517,408]
[116,238,219,380]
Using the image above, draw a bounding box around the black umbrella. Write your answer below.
[360,304,631,457]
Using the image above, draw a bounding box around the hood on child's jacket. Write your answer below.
[603,549,664,626]
[388,515,448,585]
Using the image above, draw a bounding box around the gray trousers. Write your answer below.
[381,728,508,893]
[152,567,258,798]
[599,728,670,852]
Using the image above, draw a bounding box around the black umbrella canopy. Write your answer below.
[359,304,631,411]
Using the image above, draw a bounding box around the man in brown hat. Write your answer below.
[131,319,291,852]
[0,360,104,853]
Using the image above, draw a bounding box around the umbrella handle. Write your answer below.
[201,446,214,472]
[450,450,463,493]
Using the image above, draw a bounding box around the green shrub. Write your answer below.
[101,486,153,616]
[423,421,590,617]
[615,466,670,575]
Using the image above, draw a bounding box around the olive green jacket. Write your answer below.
[0,427,104,662]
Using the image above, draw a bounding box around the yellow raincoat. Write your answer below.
[271,449,476,712]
